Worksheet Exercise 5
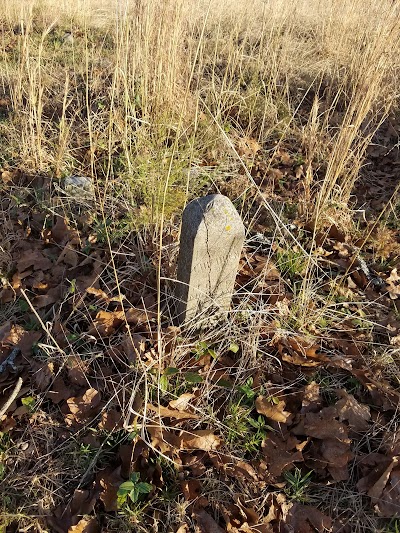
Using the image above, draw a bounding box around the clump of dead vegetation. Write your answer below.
[0,0,400,531]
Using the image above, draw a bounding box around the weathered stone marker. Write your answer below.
[175,194,245,325]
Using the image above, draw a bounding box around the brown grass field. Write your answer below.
[0,0,400,531]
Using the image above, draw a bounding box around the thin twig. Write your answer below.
[0,377,23,419]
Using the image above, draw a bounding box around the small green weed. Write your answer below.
[276,247,307,281]
[159,367,203,394]
[193,341,218,361]
[284,467,313,502]
[21,396,36,413]
[117,472,153,508]
[225,389,271,454]
[385,519,400,533]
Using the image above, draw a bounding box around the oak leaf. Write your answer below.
[293,406,348,440]
[261,434,304,477]
[169,393,195,412]
[335,389,370,432]
[256,396,292,423]
[285,503,332,532]
[320,438,353,481]
[179,430,221,451]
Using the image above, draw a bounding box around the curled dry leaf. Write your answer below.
[386,268,400,299]
[256,396,292,423]
[68,518,100,533]
[2,324,41,356]
[67,388,102,421]
[97,466,124,512]
[301,381,321,413]
[169,393,195,412]
[180,430,221,451]
[98,409,124,431]
[335,389,370,432]
[148,403,199,421]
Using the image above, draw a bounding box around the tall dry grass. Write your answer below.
[0,0,398,221]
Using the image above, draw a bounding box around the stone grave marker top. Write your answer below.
[175,194,245,326]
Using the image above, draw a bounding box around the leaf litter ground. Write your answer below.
[0,132,400,532]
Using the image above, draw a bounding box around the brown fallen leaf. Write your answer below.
[17,248,53,272]
[46,375,72,404]
[148,403,199,421]
[57,245,79,268]
[193,509,225,533]
[88,310,123,337]
[364,457,400,517]
[386,268,400,299]
[70,488,98,517]
[120,333,147,362]
[148,425,181,455]
[320,438,353,481]
[335,389,370,432]
[51,216,80,246]
[68,518,100,533]
[261,434,304,477]
[301,381,321,413]
[293,406,348,440]
[67,356,89,387]
[2,324,41,356]
[32,362,54,391]
[277,336,329,367]
[67,388,102,422]
[256,396,292,423]
[285,503,332,532]
[33,287,62,309]
[209,452,259,482]
[375,467,400,517]
[97,465,124,512]
[180,430,221,451]
[169,393,195,412]
[98,409,124,431]
[122,307,157,325]
[181,479,208,509]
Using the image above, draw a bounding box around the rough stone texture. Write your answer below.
[175,194,245,325]
[62,175,94,200]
